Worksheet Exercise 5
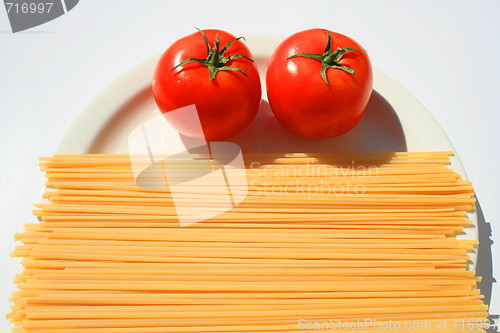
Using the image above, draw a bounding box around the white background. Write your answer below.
[0,0,498,330]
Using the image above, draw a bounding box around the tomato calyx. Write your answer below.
[171,28,254,80]
[288,30,361,85]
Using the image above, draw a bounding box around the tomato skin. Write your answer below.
[152,30,261,141]
[266,29,373,138]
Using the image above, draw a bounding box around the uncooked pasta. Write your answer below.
[7,151,489,332]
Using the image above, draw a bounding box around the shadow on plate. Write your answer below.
[475,198,499,332]
[212,89,407,167]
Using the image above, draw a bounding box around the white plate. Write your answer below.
[56,35,478,268]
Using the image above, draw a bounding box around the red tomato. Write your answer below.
[153,29,261,141]
[266,29,373,138]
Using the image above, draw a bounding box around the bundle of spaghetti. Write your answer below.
[8,151,489,332]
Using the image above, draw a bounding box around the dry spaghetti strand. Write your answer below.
[7,152,487,333]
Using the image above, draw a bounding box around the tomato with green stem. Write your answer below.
[266,29,373,138]
[153,29,261,141]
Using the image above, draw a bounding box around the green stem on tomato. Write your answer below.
[171,28,253,80]
[288,30,361,85]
